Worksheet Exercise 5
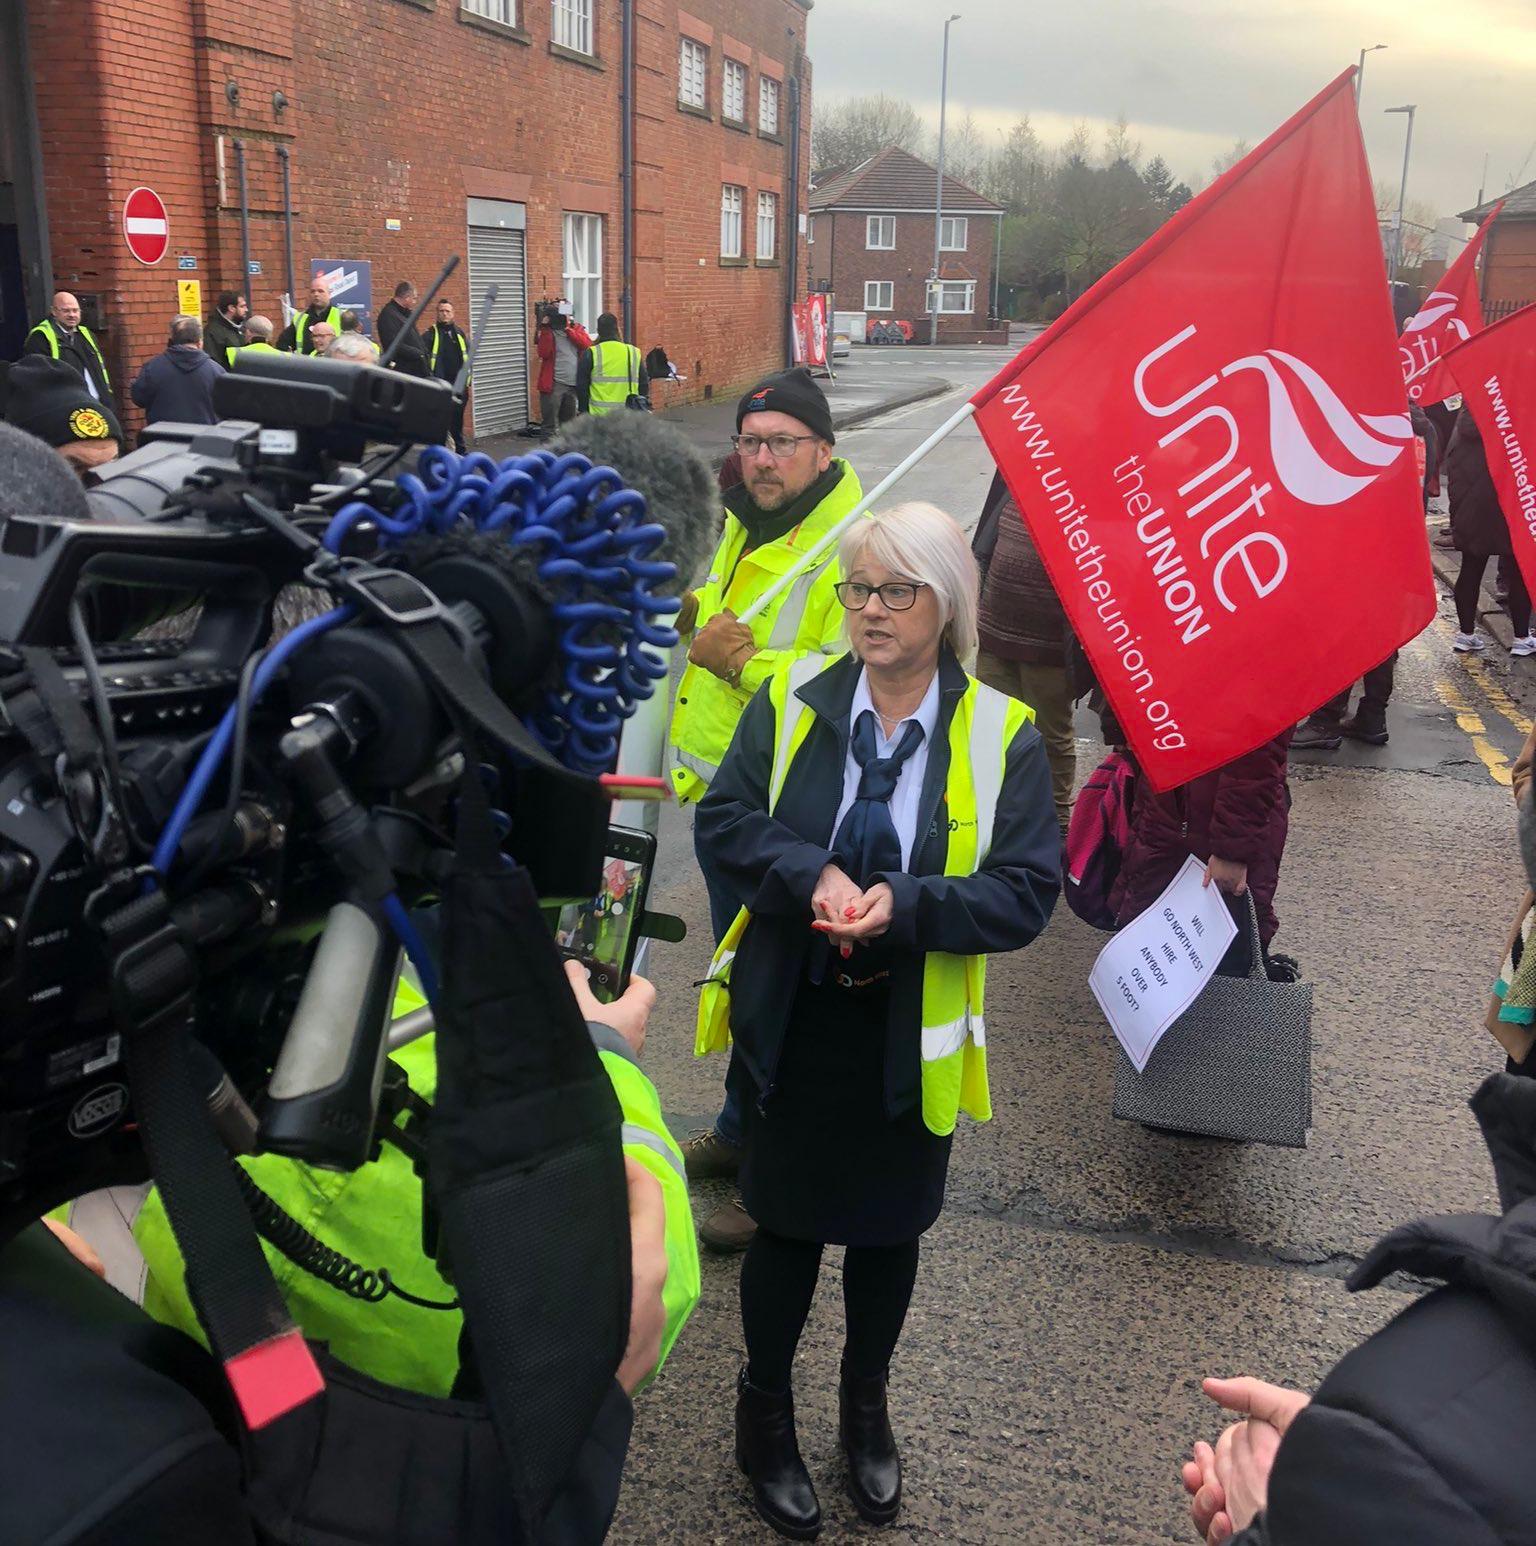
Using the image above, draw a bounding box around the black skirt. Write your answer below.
[739,970,953,1247]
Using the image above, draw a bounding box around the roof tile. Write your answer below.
[810,145,1001,214]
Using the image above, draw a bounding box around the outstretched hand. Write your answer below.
[1181,1376,1310,1542]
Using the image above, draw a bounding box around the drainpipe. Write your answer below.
[620,0,634,340]
[234,139,252,307]
[277,144,296,305]
[785,64,802,368]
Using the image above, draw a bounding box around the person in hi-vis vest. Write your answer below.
[670,368,864,1255]
[24,291,112,405]
[693,502,1060,1539]
[579,312,647,415]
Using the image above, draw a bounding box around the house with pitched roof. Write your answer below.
[808,146,1005,343]
[1460,181,1536,320]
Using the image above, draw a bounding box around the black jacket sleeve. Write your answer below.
[578,350,594,400]
[872,720,1061,956]
[21,330,50,357]
[130,360,156,410]
[1251,1402,1504,1546]
[695,687,836,919]
[275,320,299,353]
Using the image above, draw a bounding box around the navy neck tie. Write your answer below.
[832,710,926,887]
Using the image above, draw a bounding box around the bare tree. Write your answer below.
[1210,139,1251,179]
[944,110,989,193]
[811,94,928,175]
[1102,113,1143,170]
[986,115,1049,213]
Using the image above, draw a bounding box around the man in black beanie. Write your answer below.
[668,364,867,1253]
[4,354,125,476]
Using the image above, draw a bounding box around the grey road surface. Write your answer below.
[613,345,1526,1544]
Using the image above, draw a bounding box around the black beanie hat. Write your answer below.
[736,366,834,445]
[4,354,124,450]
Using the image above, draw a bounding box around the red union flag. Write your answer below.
[1400,202,1501,405]
[1444,304,1536,599]
[970,70,1433,791]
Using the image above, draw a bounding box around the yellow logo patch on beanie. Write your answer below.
[68,407,111,441]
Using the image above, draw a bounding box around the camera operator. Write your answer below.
[536,300,591,434]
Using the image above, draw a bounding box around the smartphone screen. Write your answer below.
[555,826,655,1002]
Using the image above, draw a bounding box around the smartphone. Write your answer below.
[554,825,656,1003]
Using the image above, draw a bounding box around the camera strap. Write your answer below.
[88,877,326,1435]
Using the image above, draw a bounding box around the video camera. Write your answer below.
[0,339,683,1236]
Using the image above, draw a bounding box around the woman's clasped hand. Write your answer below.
[808,862,894,954]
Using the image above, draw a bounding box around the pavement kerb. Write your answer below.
[828,377,953,437]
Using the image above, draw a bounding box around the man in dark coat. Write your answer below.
[377,280,430,377]
[275,277,342,356]
[24,290,113,405]
[1183,1072,1536,1544]
[424,297,469,451]
[130,316,225,427]
[202,289,248,364]
[1446,408,1533,652]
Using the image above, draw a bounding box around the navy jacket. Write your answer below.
[130,345,224,426]
[1231,1073,1536,1545]
[696,648,1060,1117]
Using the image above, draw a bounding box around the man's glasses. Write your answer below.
[834,581,928,611]
[731,433,818,459]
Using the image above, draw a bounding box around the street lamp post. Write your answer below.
[1355,43,1386,109]
[928,12,960,348]
[1385,103,1416,281]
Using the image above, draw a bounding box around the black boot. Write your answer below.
[839,1363,902,1525]
[1339,707,1389,746]
[735,1367,821,1540]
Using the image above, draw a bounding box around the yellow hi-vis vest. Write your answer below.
[226,340,281,365]
[587,340,640,415]
[668,461,865,805]
[27,318,111,386]
[129,978,700,1395]
[695,654,1031,1136]
[295,305,342,352]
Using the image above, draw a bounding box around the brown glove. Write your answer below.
[675,590,700,634]
[688,610,756,683]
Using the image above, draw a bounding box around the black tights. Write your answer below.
[740,1228,920,1393]
[1455,552,1531,636]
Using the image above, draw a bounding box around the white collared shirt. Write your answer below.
[831,667,941,873]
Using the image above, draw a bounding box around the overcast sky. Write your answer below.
[806,0,1534,221]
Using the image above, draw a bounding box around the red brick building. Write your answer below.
[1461,182,1536,321]
[807,146,1003,344]
[0,0,813,436]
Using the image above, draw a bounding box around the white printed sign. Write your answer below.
[1088,854,1239,1071]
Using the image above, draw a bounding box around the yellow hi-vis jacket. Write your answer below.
[696,654,1032,1136]
[129,978,700,1397]
[27,317,111,386]
[295,305,342,352]
[226,340,282,366]
[669,461,864,805]
[587,340,640,414]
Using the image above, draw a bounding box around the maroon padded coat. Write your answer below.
[1108,730,1293,945]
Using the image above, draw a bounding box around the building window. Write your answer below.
[865,280,894,311]
[756,192,778,260]
[463,0,516,22]
[866,215,895,250]
[936,280,975,313]
[939,216,968,251]
[721,185,744,259]
[563,213,603,328]
[678,37,707,108]
[551,0,593,55]
[759,76,780,135]
[806,216,815,245]
[722,58,747,123]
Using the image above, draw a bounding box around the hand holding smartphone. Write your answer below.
[554,826,657,1003]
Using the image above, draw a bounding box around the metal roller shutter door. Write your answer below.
[467,223,529,436]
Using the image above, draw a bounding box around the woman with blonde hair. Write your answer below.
[696,500,1060,1537]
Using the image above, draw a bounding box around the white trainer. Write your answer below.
[1512,635,1536,657]
[1454,631,1486,653]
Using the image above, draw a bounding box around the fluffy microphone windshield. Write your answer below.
[550,411,719,595]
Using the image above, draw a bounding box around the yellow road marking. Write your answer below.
[1461,653,1535,736]
[1433,675,1513,785]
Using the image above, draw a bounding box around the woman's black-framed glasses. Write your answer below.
[730,432,818,459]
[834,580,928,612]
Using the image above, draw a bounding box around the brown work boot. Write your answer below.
[683,1129,743,1180]
[701,1195,758,1253]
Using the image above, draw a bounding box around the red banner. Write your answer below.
[970,70,1433,791]
[1444,303,1536,601]
[792,296,829,368]
[1400,202,1501,406]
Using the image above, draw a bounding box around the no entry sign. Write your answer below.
[123,186,169,265]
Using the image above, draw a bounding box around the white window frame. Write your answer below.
[939,216,968,251]
[935,280,975,314]
[864,280,894,311]
[562,212,603,330]
[806,215,815,246]
[866,215,895,250]
[722,58,747,123]
[756,191,778,260]
[463,0,516,23]
[678,37,707,109]
[551,0,593,55]
[721,184,744,259]
[758,76,780,135]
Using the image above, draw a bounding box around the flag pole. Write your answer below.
[737,398,978,624]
